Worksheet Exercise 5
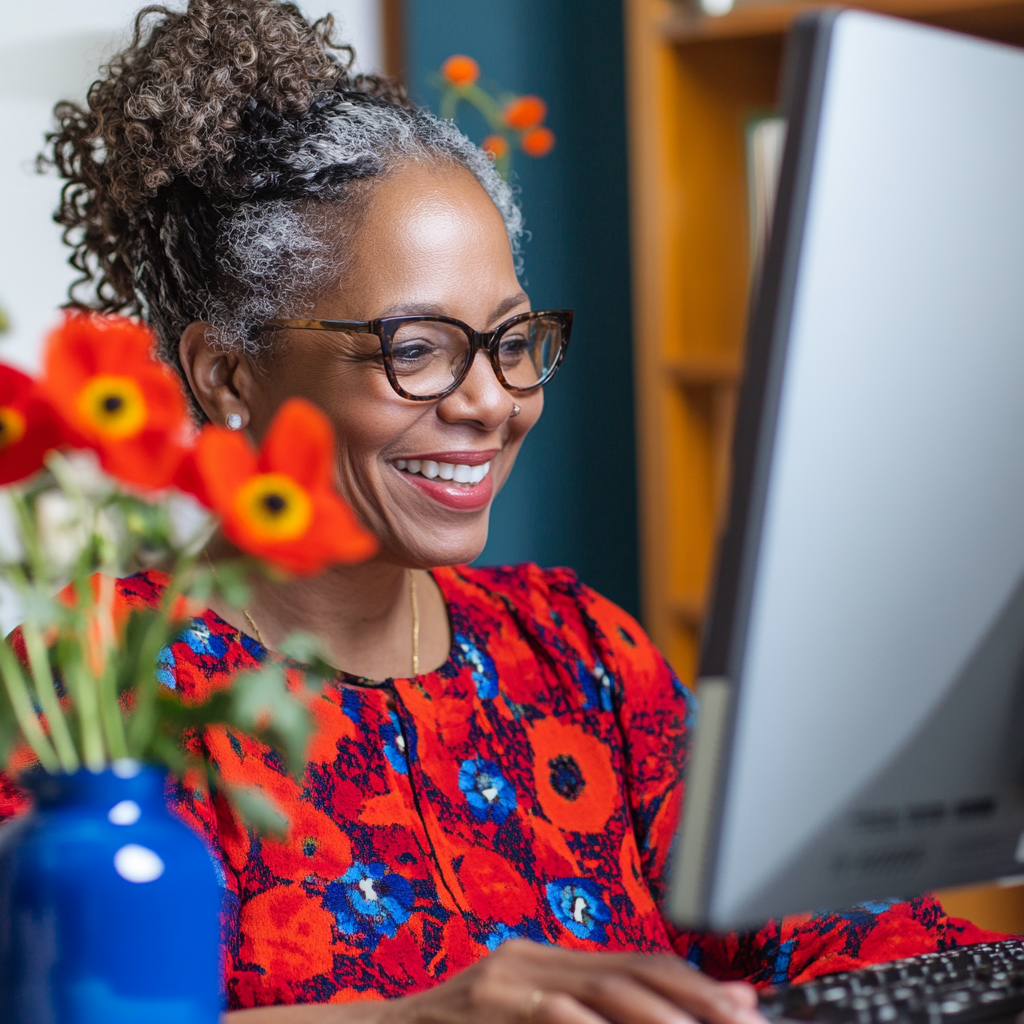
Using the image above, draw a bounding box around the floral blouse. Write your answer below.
[1,564,1002,1011]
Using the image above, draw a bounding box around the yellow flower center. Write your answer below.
[0,406,27,450]
[77,375,147,439]
[235,473,313,543]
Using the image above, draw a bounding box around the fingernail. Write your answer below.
[737,1010,770,1024]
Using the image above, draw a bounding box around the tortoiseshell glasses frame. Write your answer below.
[263,309,573,402]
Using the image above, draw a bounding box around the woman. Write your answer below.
[40,1,1000,1020]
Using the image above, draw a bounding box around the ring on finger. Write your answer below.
[521,989,545,1020]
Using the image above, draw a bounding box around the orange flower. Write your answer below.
[0,365,68,485]
[441,54,480,87]
[40,312,190,490]
[504,95,547,131]
[481,134,509,160]
[521,126,556,158]
[187,398,378,574]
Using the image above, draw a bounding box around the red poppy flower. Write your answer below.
[0,365,68,485]
[40,312,190,490]
[186,398,378,575]
[504,95,547,131]
[521,127,556,158]
[441,54,480,87]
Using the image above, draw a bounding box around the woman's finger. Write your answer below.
[559,971,701,1024]
[719,982,760,1011]
[628,961,766,1024]
[536,991,630,1024]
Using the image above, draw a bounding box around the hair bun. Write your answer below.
[56,0,376,211]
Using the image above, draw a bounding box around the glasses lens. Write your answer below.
[390,320,471,397]
[497,315,565,390]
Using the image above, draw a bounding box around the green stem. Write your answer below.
[9,490,46,582]
[439,88,459,121]
[99,658,128,760]
[20,620,80,773]
[458,83,507,131]
[127,558,193,758]
[0,641,60,773]
[67,653,105,772]
[69,575,106,771]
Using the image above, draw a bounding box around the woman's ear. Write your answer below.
[178,323,258,430]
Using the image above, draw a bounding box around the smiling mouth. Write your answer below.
[395,458,492,487]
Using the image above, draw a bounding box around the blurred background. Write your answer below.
[5,0,1024,930]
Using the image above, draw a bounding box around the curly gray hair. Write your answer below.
[43,0,523,412]
[208,95,524,356]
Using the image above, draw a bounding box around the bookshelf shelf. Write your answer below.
[624,0,1024,934]
[660,0,1024,42]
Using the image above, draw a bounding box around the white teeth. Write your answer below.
[397,458,492,487]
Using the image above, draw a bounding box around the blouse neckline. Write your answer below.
[197,566,461,690]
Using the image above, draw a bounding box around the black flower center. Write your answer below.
[549,753,585,800]
[103,394,124,413]
[263,493,287,514]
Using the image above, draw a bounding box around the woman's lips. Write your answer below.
[393,450,498,511]
[398,468,494,510]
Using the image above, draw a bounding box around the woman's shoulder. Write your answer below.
[113,568,172,607]
[436,562,665,683]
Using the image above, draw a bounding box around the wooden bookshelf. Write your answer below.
[623,0,1024,935]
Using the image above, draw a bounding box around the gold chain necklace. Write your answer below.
[206,553,421,676]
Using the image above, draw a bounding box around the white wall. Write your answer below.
[0,0,383,373]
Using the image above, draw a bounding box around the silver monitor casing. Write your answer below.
[668,9,1024,931]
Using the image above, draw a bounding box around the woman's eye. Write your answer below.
[499,333,531,361]
[392,340,436,364]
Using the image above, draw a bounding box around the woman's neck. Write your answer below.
[205,557,452,681]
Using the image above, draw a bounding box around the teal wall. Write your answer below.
[404,0,640,617]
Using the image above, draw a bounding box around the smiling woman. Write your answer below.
[23,0,1009,1021]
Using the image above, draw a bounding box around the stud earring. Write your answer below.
[510,404,521,418]
[226,413,242,430]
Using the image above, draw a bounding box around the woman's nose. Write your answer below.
[436,349,512,428]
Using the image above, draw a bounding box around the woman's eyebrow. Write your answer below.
[375,293,530,321]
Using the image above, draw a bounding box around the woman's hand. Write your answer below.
[225,939,768,1024]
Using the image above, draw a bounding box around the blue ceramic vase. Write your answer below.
[0,762,223,1023]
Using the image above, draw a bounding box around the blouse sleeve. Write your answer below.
[572,579,1009,986]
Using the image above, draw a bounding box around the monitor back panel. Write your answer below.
[669,10,1024,931]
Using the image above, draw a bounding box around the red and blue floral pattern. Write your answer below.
[0,563,1006,1010]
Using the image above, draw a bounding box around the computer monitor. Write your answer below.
[667,8,1024,932]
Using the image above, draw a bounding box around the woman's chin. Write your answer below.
[396,528,490,570]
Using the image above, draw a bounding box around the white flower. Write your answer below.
[51,450,113,501]
[36,490,88,570]
[167,493,216,553]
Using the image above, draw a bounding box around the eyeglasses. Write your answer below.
[263,309,573,401]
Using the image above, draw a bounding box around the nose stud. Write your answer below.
[226,413,242,430]
[510,404,521,418]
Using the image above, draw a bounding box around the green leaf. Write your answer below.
[0,671,21,765]
[208,559,251,609]
[229,664,312,776]
[221,782,288,838]
[274,631,335,684]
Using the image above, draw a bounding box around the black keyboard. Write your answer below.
[759,940,1024,1024]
